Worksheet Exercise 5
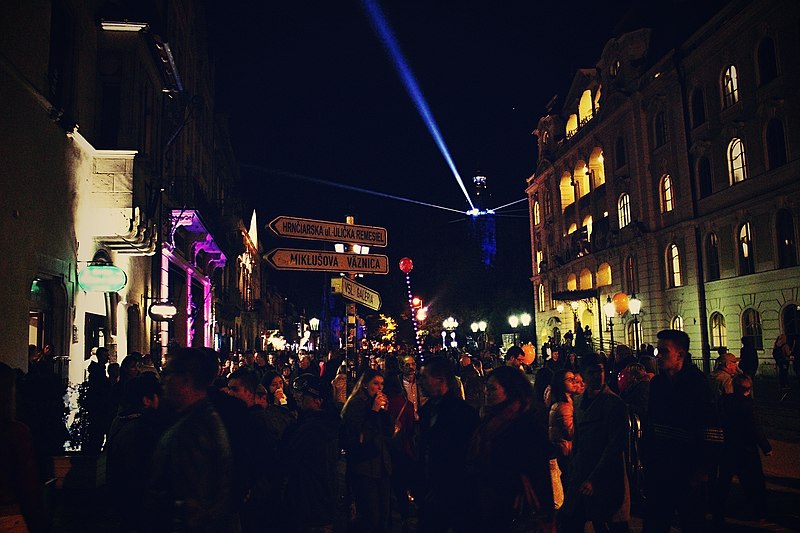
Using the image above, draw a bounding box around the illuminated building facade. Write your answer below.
[0,1,270,379]
[527,0,800,371]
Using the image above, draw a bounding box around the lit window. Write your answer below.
[533,201,541,225]
[672,315,684,332]
[738,222,755,275]
[776,209,797,268]
[538,284,546,312]
[727,138,748,184]
[618,193,631,228]
[661,175,674,213]
[582,216,593,242]
[567,273,577,291]
[576,163,590,198]
[723,65,739,108]
[590,147,605,186]
[710,312,727,348]
[560,173,575,211]
[536,249,544,273]
[578,90,593,124]
[567,223,577,235]
[667,244,682,287]
[597,263,612,287]
[742,308,763,350]
[580,268,592,290]
[566,114,578,139]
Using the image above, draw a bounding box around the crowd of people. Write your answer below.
[0,327,791,532]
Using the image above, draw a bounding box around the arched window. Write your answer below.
[672,315,684,332]
[544,190,553,217]
[560,173,575,210]
[757,37,778,85]
[567,223,577,235]
[625,256,637,294]
[727,138,748,184]
[722,65,740,108]
[710,312,727,348]
[667,244,682,288]
[582,215,593,242]
[661,174,674,213]
[567,273,577,291]
[742,308,763,350]
[697,156,712,198]
[579,268,593,290]
[538,284,546,312]
[691,87,706,128]
[618,193,631,228]
[533,200,541,225]
[597,262,612,287]
[654,112,668,147]
[706,232,721,281]
[579,90,594,123]
[589,147,605,187]
[766,119,787,170]
[576,162,590,198]
[566,114,578,138]
[739,222,755,275]
[594,85,602,112]
[615,136,626,168]
[535,248,544,274]
[777,209,797,268]
[627,321,642,349]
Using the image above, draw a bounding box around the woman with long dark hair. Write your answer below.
[341,368,393,532]
[469,366,555,532]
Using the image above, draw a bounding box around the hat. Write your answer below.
[292,373,328,399]
[716,352,739,367]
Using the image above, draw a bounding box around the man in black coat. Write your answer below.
[417,357,480,532]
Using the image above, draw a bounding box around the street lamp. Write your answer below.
[443,316,459,349]
[309,317,320,352]
[629,293,642,355]
[603,296,616,353]
[508,313,530,346]
[471,320,488,350]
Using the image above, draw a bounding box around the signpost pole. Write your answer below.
[345,215,358,394]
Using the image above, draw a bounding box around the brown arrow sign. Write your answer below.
[265,248,389,274]
[331,278,382,311]
[268,216,387,247]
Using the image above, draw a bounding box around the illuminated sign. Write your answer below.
[148,301,178,322]
[331,278,382,311]
[264,248,389,274]
[77,264,127,292]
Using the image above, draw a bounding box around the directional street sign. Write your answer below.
[331,277,382,311]
[264,248,389,274]
[268,216,388,247]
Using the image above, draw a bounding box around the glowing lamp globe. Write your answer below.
[399,257,414,274]
[612,292,629,315]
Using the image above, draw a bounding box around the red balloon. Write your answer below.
[399,257,414,274]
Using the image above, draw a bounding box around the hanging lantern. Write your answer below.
[78,263,127,292]
[399,257,414,274]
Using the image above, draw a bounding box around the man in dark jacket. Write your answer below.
[643,330,720,533]
[283,374,340,532]
[417,357,480,532]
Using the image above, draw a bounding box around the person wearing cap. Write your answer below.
[282,373,340,532]
[710,353,741,403]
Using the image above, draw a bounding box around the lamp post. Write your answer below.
[471,320,487,350]
[508,313,530,346]
[603,296,616,353]
[629,293,642,356]
[309,317,320,353]
[443,316,459,350]
[508,315,520,346]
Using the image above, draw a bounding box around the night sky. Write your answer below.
[209,0,729,320]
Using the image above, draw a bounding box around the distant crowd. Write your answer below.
[1,326,794,532]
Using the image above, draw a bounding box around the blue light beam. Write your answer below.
[242,165,466,214]
[362,0,476,212]
[490,198,528,212]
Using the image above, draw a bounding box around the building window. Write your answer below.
[739,222,755,275]
[672,315,684,332]
[742,308,763,350]
[667,244,682,288]
[660,174,674,213]
[579,268,592,290]
[536,248,544,273]
[625,256,637,294]
[710,312,727,348]
[538,284,546,312]
[727,138,748,184]
[691,88,706,128]
[567,223,577,235]
[533,201,541,225]
[560,173,575,211]
[777,209,797,268]
[590,147,605,186]
[783,304,800,339]
[566,114,578,138]
[627,321,642,349]
[610,59,621,78]
[722,65,740,108]
[706,232,721,281]
[582,216,593,242]
[567,273,577,291]
[766,119,787,170]
[757,37,778,86]
[579,90,594,124]
[576,163,591,198]
[597,262,612,286]
[544,190,553,217]
[697,156,712,198]
[618,193,631,228]
[615,136,626,168]
[654,112,668,147]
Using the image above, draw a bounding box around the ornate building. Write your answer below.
[527,0,800,370]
